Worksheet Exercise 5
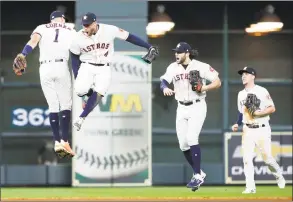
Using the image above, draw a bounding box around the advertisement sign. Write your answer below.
[11,107,50,128]
[72,52,152,187]
[225,131,292,184]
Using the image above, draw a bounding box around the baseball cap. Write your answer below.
[82,12,97,26]
[238,67,256,76]
[50,11,65,20]
[172,42,192,53]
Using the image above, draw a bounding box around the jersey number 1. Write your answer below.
[53,29,59,42]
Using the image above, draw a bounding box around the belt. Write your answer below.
[179,99,200,106]
[40,59,64,64]
[82,62,109,66]
[246,124,266,129]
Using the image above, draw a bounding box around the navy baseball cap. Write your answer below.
[50,11,65,20]
[172,42,192,53]
[238,67,256,76]
[82,12,97,25]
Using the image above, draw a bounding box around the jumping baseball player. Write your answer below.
[231,67,286,194]
[70,12,159,131]
[12,11,76,158]
[159,42,221,191]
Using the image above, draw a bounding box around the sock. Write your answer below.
[80,92,102,118]
[190,145,201,174]
[60,110,71,142]
[49,113,60,142]
[183,150,197,174]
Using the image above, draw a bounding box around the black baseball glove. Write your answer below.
[189,70,203,93]
[244,93,261,116]
[142,46,159,64]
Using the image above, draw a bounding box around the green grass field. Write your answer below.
[1,186,292,200]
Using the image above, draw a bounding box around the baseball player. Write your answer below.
[70,12,158,131]
[231,67,286,194]
[159,42,221,191]
[12,11,76,158]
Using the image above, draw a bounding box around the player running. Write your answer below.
[231,66,286,194]
[159,42,221,191]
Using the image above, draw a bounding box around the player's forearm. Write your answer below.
[71,52,81,79]
[203,78,221,91]
[236,112,243,125]
[125,33,151,49]
[21,35,40,56]
[256,106,276,117]
[160,79,169,91]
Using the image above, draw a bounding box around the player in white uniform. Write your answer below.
[15,11,76,158]
[231,67,286,194]
[160,42,221,191]
[70,12,158,131]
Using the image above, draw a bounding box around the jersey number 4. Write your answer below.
[53,29,60,42]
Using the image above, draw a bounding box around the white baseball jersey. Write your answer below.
[160,59,219,101]
[32,22,76,62]
[238,85,274,124]
[69,23,129,64]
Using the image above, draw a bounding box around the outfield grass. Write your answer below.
[1,186,292,199]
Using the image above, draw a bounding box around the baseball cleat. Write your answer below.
[61,140,75,158]
[54,141,70,158]
[187,174,204,191]
[242,188,256,194]
[73,117,85,131]
[191,170,206,192]
[276,175,286,189]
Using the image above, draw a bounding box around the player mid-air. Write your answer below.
[231,67,286,194]
[12,11,76,158]
[160,42,221,191]
[70,12,159,131]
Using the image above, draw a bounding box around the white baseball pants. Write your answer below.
[242,124,282,189]
[176,99,207,151]
[39,62,72,113]
[74,63,111,97]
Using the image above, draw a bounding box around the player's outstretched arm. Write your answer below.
[22,33,41,56]
[70,52,81,79]
[12,33,41,76]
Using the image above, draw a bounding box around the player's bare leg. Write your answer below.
[73,89,103,131]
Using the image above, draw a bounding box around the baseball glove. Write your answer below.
[13,53,27,76]
[142,46,159,64]
[189,70,203,93]
[244,93,261,116]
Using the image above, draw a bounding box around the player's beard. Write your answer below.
[86,29,94,36]
[176,55,186,64]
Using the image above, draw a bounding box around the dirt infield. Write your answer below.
[2,197,292,202]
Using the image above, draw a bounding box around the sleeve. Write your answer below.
[263,88,274,107]
[203,64,219,82]
[159,64,173,84]
[69,33,81,55]
[237,92,242,113]
[31,25,44,38]
[114,26,129,40]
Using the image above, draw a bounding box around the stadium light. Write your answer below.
[245,5,283,35]
[147,5,175,38]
